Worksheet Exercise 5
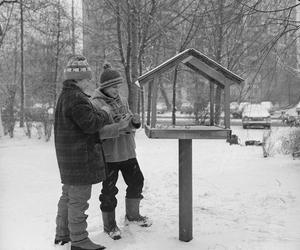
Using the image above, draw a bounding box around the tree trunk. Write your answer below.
[19,0,25,127]
[53,0,61,109]
[159,81,171,110]
[156,40,170,110]
[128,1,139,114]
[0,107,3,137]
[7,85,17,138]
[214,0,224,125]
[71,0,75,54]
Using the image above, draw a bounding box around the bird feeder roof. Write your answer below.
[137,48,244,87]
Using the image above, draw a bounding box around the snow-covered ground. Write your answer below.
[0,126,300,250]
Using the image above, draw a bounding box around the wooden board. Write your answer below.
[144,124,231,139]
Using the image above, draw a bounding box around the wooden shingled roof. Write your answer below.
[137,48,244,87]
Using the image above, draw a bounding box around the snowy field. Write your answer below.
[0,126,300,250]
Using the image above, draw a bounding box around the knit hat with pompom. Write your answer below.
[99,63,123,90]
[63,55,92,81]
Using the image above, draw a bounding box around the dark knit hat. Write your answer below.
[99,63,123,89]
[63,55,92,81]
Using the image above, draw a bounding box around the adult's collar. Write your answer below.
[62,80,91,97]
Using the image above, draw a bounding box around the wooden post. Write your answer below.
[146,80,152,126]
[150,77,159,128]
[141,85,145,127]
[179,139,193,242]
[209,81,214,125]
[224,84,230,128]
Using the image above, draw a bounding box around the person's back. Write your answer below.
[54,79,109,185]
[54,55,110,250]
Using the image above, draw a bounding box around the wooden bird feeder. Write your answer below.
[137,48,244,242]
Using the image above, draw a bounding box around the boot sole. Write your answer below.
[71,246,106,250]
[54,239,70,245]
[104,230,122,240]
[111,235,121,240]
[125,217,153,227]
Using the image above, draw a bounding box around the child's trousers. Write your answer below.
[55,184,91,242]
[99,158,144,212]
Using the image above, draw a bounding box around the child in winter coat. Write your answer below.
[91,64,152,240]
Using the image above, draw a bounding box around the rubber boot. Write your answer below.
[71,237,105,250]
[125,198,152,227]
[54,237,70,245]
[102,211,121,240]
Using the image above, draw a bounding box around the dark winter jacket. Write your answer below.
[54,80,110,185]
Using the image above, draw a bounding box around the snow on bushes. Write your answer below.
[264,127,300,156]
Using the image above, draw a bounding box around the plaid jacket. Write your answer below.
[54,80,110,185]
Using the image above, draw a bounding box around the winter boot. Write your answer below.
[54,237,70,245]
[125,198,152,227]
[71,237,105,250]
[102,211,121,240]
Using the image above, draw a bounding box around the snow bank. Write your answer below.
[0,126,300,250]
[264,127,300,156]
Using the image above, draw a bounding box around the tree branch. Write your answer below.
[241,1,300,14]
[0,0,18,7]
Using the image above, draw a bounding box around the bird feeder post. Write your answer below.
[178,138,193,242]
[137,48,244,243]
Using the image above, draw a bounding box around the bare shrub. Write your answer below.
[263,128,300,156]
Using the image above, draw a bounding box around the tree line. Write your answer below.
[82,0,299,112]
[0,0,299,137]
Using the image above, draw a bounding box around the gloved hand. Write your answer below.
[130,113,141,129]
[131,113,140,124]
[118,113,131,131]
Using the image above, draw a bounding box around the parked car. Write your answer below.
[296,102,300,116]
[261,101,274,115]
[242,104,271,129]
[156,102,167,114]
[238,102,250,113]
[282,105,300,127]
[230,102,240,118]
[180,102,193,114]
[230,102,239,111]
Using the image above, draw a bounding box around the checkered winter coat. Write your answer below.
[54,80,110,185]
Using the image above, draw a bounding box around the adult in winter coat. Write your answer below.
[91,63,152,241]
[54,55,112,250]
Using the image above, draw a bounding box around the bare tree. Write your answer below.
[0,0,18,7]
[170,0,202,125]
[0,0,74,139]
[19,0,25,126]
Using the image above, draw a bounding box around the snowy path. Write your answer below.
[0,127,299,250]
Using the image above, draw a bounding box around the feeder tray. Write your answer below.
[145,124,231,139]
